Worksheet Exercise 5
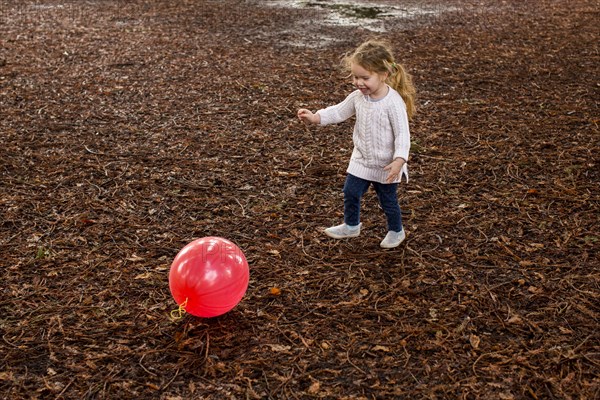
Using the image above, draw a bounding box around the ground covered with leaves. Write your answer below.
[1,0,598,399]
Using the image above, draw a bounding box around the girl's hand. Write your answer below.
[297,109,320,125]
[384,158,405,183]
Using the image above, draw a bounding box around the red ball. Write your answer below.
[169,237,249,317]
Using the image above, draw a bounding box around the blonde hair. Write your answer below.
[344,39,416,119]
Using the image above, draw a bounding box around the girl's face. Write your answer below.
[351,62,388,99]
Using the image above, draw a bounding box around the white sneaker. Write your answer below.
[380,230,406,248]
[324,223,362,239]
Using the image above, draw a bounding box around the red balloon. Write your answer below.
[169,237,249,317]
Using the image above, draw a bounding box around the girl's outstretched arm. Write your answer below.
[297,109,321,125]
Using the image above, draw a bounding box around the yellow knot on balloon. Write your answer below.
[170,298,188,321]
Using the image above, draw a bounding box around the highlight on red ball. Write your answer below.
[169,236,249,318]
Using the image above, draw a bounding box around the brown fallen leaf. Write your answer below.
[507,315,523,324]
[372,345,391,352]
[270,287,281,296]
[308,381,320,394]
[266,344,291,352]
[469,334,481,349]
[267,249,281,257]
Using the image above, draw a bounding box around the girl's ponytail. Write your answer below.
[386,61,416,120]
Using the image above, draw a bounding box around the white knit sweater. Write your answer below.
[317,86,410,184]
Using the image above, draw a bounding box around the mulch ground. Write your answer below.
[1,0,598,399]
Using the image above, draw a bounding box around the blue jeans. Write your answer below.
[343,174,403,232]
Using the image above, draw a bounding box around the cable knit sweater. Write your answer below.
[317,86,410,184]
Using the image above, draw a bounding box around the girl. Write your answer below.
[298,39,416,248]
